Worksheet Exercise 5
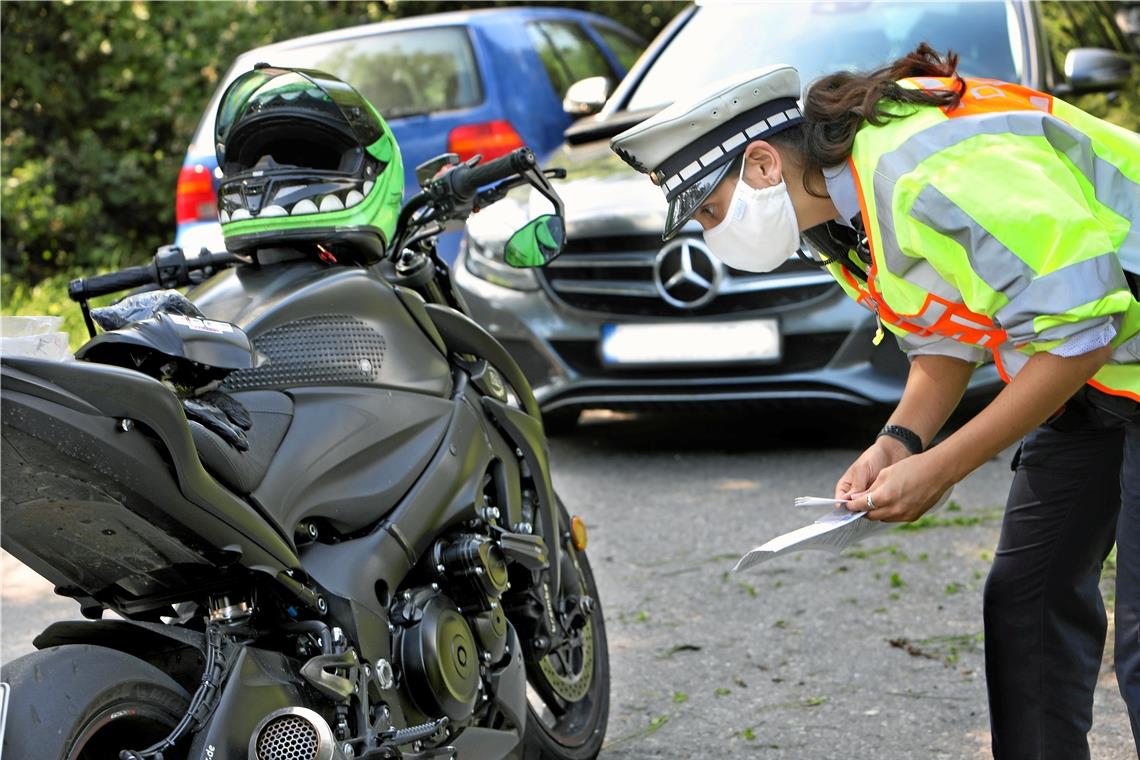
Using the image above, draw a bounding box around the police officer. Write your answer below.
[612,44,1140,759]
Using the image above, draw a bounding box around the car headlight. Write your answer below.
[462,234,539,291]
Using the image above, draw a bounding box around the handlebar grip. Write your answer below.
[453,147,536,198]
[69,264,155,302]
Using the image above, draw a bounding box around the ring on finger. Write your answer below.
[866,493,876,510]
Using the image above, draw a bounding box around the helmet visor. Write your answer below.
[215,68,382,166]
[663,160,733,240]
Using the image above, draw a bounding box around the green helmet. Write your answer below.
[214,65,403,263]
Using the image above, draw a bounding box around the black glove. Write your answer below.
[182,397,249,451]
[198,390,252,430]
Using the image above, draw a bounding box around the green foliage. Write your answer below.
[2,1,366,278]
[1036,1,1140,132]
[0,0,686,285]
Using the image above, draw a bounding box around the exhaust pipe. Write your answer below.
[248,707,349,760]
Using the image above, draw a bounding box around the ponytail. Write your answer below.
[773,43,966,197]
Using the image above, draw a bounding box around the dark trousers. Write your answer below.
[984,387,1140,759]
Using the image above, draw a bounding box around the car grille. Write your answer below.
[539,234,838,316]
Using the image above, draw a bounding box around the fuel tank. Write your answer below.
[190,260,456,535]
[190,259,451,398]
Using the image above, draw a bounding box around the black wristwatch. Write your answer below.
[877,424,924,455]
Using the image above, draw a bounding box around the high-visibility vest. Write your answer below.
[824,77,1140,402]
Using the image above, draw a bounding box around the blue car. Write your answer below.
[174,6,645,262]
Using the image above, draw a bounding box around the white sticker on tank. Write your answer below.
[168,314,235,334]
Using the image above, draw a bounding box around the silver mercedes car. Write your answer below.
[453,0,1136,430]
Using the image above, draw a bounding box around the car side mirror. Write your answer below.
[1063,48,1134,94]
[563,76,612,118]
[504,215,565,268]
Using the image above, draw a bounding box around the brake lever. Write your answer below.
[473,176,528,211]
[472,167,566,213]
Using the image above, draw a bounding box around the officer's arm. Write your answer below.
[936,346,1114,483]
[886,353,976,449]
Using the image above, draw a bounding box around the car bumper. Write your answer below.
[454,250,1002,414]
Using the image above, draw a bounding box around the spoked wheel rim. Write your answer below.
[525,566,607,748]
[66,701,186,760]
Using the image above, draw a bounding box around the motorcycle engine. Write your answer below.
[392,535,512,722]
[395,589,481,722]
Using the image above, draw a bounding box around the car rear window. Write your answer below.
[191,26,482,152]
[626,1,1022,112]
[591,23,646,71]
[528,21,615,98]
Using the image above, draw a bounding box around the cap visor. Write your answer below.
[663,161,733,239]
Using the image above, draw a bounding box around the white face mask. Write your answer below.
[701,163,800,273]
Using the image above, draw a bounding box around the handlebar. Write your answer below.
[69,247,238,302]
[69,265,155,301]
[442,147,537,201]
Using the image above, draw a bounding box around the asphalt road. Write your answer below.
[1,409,1133,758]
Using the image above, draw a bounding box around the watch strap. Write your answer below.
[877,424,923,455]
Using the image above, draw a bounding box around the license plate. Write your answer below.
[599,319,781,367]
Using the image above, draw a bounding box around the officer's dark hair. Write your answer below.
[769,43,965,198]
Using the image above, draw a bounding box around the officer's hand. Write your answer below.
[848,451,954,523]
[834,436,912,501]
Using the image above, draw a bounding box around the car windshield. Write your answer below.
[626,1,1022,112]
[191,25,482,153]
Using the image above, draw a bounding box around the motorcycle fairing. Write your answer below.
[251,386,453,536]
[0,357,300,595]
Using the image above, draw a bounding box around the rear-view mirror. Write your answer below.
[504,215,565,268]
[1064,48,1134,94]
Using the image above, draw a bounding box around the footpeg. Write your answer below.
[383,716,449,747]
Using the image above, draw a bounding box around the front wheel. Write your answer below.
[521,545,609,759]
[1,644,191,760]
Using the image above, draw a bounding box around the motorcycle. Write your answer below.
[0,146,609,760]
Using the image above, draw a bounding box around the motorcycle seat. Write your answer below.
[189,390,293,494]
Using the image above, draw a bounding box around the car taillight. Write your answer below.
[176,164,218,224]
[447,120,525,163]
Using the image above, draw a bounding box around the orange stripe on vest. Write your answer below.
[844,158,1008,352]
[901,76,1054,118]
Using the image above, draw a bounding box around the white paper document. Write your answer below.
[733,490,952,573]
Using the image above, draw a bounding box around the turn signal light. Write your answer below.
[447,120,525,163]
[570,516,588,552]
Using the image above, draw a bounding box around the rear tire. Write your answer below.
[1,644,191,760]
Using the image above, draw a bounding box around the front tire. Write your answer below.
[1,644,191,760]
[521,547,609,759]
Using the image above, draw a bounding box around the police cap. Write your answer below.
[611,65,803,238]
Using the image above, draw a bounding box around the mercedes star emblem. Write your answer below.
[653,237,723,310]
